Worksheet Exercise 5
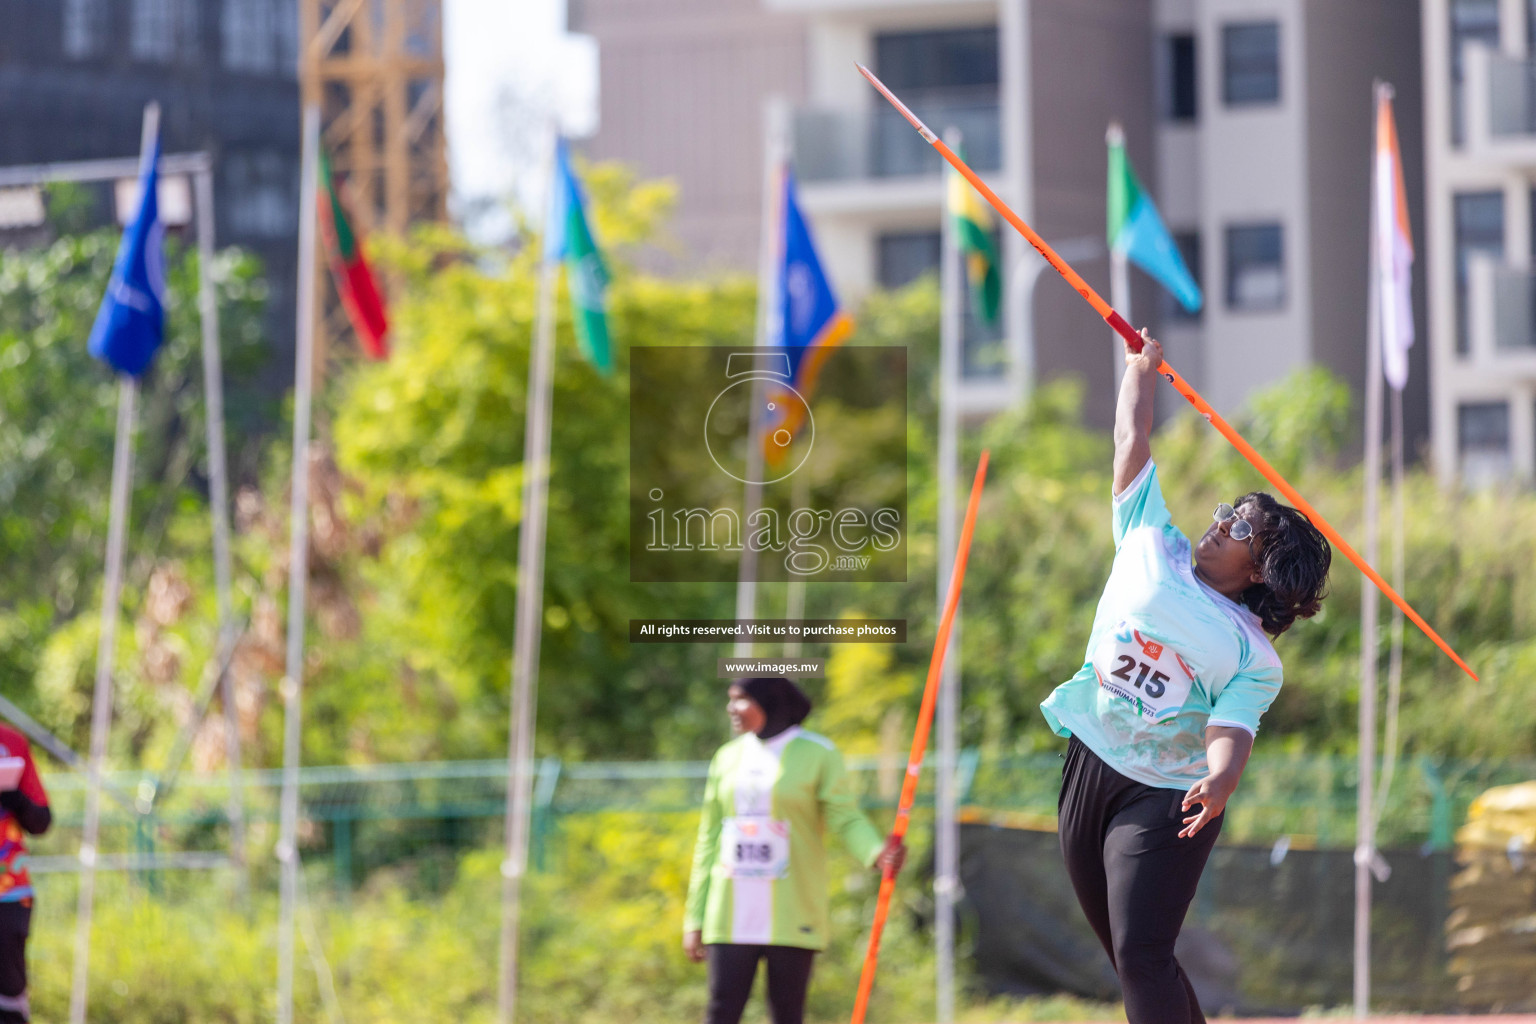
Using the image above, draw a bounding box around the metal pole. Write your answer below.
[734,96,790,658]
[69,376,137,1024]
[935,126,964,1024]
[783,470,810,656]
[1354,80,1387,1021]
[1110,248,1131,390]
[70,100,159,1024]
[1107,124,1131,394]
[0,151,210,188]
[1009,237,1102,411]
[278,103,321,1024]
[999,0,1032,406]
[193,164,247,895]
[498,124,562,1024]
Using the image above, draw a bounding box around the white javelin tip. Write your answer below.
[854,62,936,143]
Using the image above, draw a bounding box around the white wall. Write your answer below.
[1196,0,1312,417]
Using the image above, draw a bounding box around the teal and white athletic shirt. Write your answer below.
[684,727,885,950]
[1040,461,1284,790]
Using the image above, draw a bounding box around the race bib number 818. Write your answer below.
[722,816,790,880]
[1092,625,1196,721]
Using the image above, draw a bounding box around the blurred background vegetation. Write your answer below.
[4,163,1535,1020]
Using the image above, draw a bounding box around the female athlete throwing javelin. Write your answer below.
[1040,331,1331,1023]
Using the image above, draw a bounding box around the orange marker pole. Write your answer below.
[856,63,1477,683]
[850,451,989,1024]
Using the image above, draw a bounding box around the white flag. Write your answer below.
[1374,88,1415,390]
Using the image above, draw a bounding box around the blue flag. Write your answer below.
[775,170,851,390]
[88,129,167,376]
[763,170,852,462]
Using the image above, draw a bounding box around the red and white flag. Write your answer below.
[1374,87,1414,390]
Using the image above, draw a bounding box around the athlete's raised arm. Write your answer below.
[1112,329,1163,496]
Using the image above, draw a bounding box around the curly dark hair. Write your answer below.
[1231,492,1332,637]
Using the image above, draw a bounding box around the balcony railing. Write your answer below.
[1487,53,1536,138]
[1468,257,1536,360]
[794,92,1001,183]
[1492,265,1536,350]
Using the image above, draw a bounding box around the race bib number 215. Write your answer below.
[1092,625,1196,721]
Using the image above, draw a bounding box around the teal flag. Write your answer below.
[546,139,613,374]
[1107,130,1202,313]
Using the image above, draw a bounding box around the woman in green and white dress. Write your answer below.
[683,676,905,1024]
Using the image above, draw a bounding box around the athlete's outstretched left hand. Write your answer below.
[1179,771,1238,839]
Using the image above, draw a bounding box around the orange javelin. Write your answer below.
[850,451,989,1024]
[856,62,1477,683]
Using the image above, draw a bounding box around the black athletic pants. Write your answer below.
[704,943,816,1024]
[1057,736,1222,1024]
[0,901,30,1024]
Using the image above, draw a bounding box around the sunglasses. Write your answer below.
[1212,503,1255,542]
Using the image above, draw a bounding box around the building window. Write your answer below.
[223,0,274,72]
[1162,34,1198,122]
[275,0,299,71]
[63,0,108,57]
[1222,22,1280,106]
[225,150,297,238]
[876,229,1005,379]
[223,0,298,73]
[131,0,199,63]
[1225,223,1284,311]
[1163,230,1202,321]
[875,28,999,92]
[1451,0,1500,145]
[132,0,176,61]
[873,28,1001,177]
[1454,190,1505,354]
[878,231,940,291]
[1458,400,1511,482]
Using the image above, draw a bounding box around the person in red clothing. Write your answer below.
[0,724,50,1024]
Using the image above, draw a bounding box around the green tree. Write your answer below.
[0,232,267,754]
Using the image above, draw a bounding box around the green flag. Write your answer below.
[546,139,612,374]
[1107,124,1203,312]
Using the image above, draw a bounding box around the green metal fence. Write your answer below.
[22,751,1536,888]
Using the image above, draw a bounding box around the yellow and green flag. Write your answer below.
[947,158,1001,326]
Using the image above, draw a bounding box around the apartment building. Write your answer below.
[573,0,1424,435]
[1424,0,1536,484]
[1152,0,1427,442]
[0,0,303,385]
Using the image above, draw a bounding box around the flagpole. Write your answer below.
[999,0,1033,407]
[69,373,136,1024]
[277,103,321,1024]
[193,161,246,896]
[1354,79,1387,1020]
[734,95,790,658]
[1106,123,1132,398]
[1380,385,1407,813]
[499,123,562,1024]
[934,126,964,1024]
[69,100,158,1024]
[783,469,809,656]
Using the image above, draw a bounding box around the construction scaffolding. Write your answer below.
[298,0,448,367]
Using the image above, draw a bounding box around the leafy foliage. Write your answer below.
[0,231,267,757]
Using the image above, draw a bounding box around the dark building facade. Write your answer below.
[0,0,301,391]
